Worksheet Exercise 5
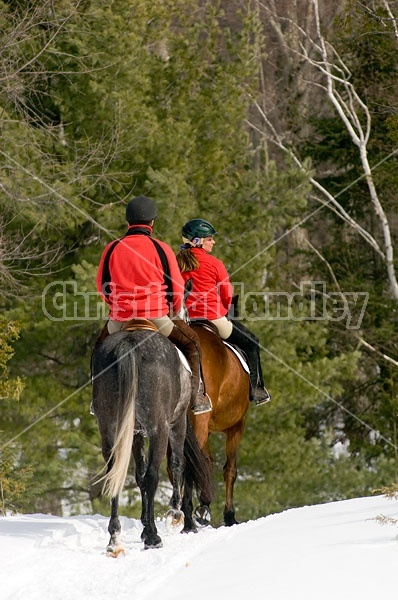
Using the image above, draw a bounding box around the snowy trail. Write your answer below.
[1,496,398,600]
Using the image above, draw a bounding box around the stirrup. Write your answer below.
[250,386,271,406]
[191,393,212,415]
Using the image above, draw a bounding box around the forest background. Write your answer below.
[1,0,398,524]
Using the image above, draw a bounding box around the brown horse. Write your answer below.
[190,321,250,526]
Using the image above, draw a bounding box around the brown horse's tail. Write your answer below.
[102,343,138,498]
[184,416,214,504]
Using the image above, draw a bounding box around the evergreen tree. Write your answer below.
[2,0,391,521]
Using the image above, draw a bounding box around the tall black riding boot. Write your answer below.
[226,322,271,406]
[168,322,212,415]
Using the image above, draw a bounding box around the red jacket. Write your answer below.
[181,247,233,320]
[96,225,185,320]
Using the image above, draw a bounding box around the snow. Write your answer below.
[2,495,397,600]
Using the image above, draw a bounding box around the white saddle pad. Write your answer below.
[175,343,249,375]
[176,348,192,374]
[223,342,250,373]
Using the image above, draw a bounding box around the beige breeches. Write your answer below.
[210,316,233,339]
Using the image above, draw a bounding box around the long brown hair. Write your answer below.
[176,247,200,273]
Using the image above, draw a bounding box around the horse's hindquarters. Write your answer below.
[91,330,201,550]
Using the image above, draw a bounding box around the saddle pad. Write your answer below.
[176,348,192,374]
[223,342,250,373]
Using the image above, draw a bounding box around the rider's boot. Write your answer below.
[168,322,212,415]
[226,322,271,406]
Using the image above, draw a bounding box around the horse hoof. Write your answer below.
[144,536,163,550]
[165,509,185,533]
[106,545,125,558]
[224,510,239,527]
[182,519,197,534]
[194,505,211,526]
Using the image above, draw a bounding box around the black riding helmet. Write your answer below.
[126,195,157,224]
[182,218,217,241]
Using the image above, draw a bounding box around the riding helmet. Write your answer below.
[125,195,157,224]
[182,218,217,241]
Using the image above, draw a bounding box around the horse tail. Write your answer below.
[102,342,137,499]
[183,415,214,504]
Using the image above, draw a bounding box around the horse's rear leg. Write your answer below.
[166,421,186,532]
[140,437,167,549]
[132,433,161,548]
[101,441,124,556]
[223,423,244,526]
[141,464,163,549]
[107,495,124,557]
[132,433,147,525]
[194,438,213,526]
[181,473,196,532]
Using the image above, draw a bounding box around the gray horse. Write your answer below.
[91,328,212,552]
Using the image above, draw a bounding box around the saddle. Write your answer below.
[111,319,190,373]
[120,318,159,333]
[190,319,219,336]
[191,319,249,373]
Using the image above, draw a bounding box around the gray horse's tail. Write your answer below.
[102,342,137,498]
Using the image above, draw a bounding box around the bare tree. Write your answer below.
[249,0,398,299]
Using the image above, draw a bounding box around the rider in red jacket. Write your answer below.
[177,218,270,406]
[180,246,233,321]
[96,196,211,415]
[97,224,184,322]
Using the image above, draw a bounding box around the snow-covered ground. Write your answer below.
[2,495,397,600]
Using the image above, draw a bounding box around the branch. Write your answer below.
[302,236,342,291]
[250,0,398,299]
[246,112,385,259]
[354,335,398,369]
[311,0,398,299]
[382,0,398,43]
[292,261,398,369]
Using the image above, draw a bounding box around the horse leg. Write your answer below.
[106,495,124,557]
[103,453,123,556]
[223,423,244,526]
[166,419,186,532]
[101,438,124,556]
[132,432,147,525]
[181,472,196,533]
[132,432,159,547]
[167,439,195,533]
[175,409,214,533]
[140,436,167,549]
[194,437,213,526]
